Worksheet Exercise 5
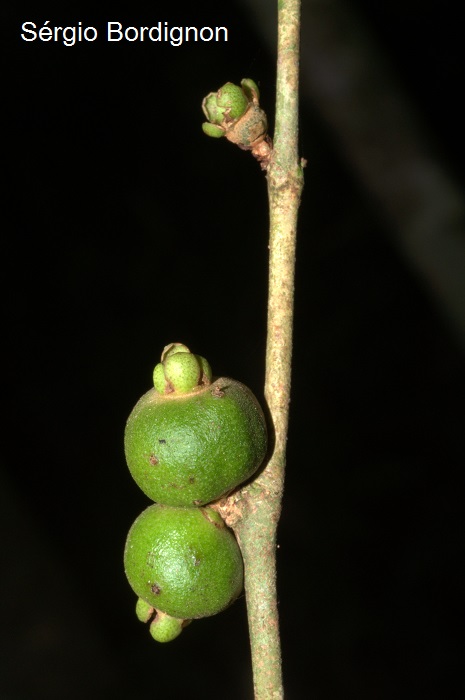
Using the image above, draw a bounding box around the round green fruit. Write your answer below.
[124,377,267,506]
[124,504,244,620]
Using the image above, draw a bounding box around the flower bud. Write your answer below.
[153,343,212,395]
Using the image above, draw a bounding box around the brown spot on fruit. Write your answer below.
[151,583,161,595]
[149,454,159,466]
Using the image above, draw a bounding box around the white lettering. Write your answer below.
[200,27,214,42]
[38,21,52,42]
[125,26,138,42]
[20,20,228,46]
[107,22,123,41]
[21,22,37,41]
[62,26,76,46]
[170,27,182,47]
[215,27,228,42]
[148,23,162,41]
[185,27,198,41]
[84,26,98,42]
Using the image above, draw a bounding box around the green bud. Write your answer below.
[163,343,191,359]
[216,82,249,121]
[149,611,187,643]
[135,597,154,623]
[240,78,260,103]
[202,82,248,126]
[152,343,212,395]
[202,122,225,138]
[202,92,222,124]
[135,597,189,643]
[202,78,269,152]
[164,353,201,393]
[202,93,223,124]
[196,354,212,383]
[153,362,167,393]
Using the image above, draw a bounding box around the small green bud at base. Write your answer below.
[135,597,154,623]
[135,597,189,642]
[202,122,225,138]
[149,611,186,643]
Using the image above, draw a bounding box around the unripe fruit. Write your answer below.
[124,504,243,620]
[125,344,267,506]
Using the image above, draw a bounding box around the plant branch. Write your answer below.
[241,0,465,351]
[218,2,304,698]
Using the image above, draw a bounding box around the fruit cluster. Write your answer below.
[202,79,268,149]
[124,343,267,641]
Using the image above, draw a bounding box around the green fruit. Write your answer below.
[124,377,267,506]
[124,505,243,620]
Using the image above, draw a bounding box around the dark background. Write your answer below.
[3,1,464,698]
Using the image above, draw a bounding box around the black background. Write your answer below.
[3,2,464,698]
